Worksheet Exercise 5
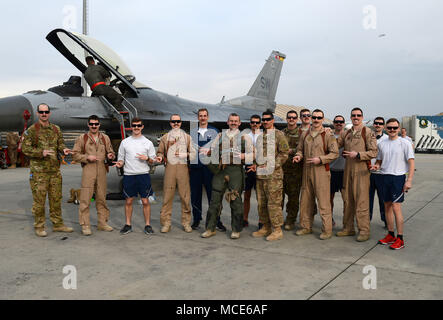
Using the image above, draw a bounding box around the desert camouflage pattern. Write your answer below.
[257,179,284,228]
[29,171,64,229]
[255,129,289,179]
[22,123,66,173]
[281,127,303,224]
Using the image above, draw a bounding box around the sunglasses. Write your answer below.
[250,121,261,124]
[88,122,100,126]
[374,122,384,125]
[131,124,143,128]
[387,126,399,130]
[351,114,363,118]
[301,114,311,118]
[287,116,298,120]
[312,116,323,120]
[334,120,345,124]
[38,111,50,114]
[170,120,182,124]
[262,118,273,122]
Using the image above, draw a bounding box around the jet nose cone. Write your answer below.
[0,95,33,132]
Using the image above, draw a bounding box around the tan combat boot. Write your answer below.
[319,232,332,240]
[266,227,283,241]
[252,224,272,238]
[35,228,47,237]
[295,228,313,236]
[161,225,171,233]
[9,164,16,169]
[183,224,192,233]
[67,188,75,203]
[201,230,216,238]
[53,225,74,233]
[97,224,113,232]
[82,226,92,236]
[231,231,240,239]
[357,233,370,242]
[284,222,295,231]
[336,229,356,237]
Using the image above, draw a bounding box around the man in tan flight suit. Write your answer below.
[336,107,377,242]
[156,114,196,233]
[72,115,115,235]
[6,132,20,168]
[293,109,339,239]
[251,110,289,241]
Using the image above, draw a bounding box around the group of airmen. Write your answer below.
[21,102,415,250]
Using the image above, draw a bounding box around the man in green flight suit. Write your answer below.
[22,103,73,237]
[201,113,253,240]
[282,110,303,230]
[84,56,123,111]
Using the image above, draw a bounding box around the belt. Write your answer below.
[91,82,106,90]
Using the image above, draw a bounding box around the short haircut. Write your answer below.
[333,115,345,121]
[300,108,310,115]
[312,109,324,117]
[170,114,181,120]
[131,117,142,125]
[37,103,50,112]
[85,56,95,64]
[374,116,385,123]
[386,118,400,126]
[250,114,261,121]
[286,110,298,118]
[198,108,208,116]
[228,113,240,120]
[262,110,274,119]
[401,127,407,131]
[88,115,99,122]
[351,107,363,116]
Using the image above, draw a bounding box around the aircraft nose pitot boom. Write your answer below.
[0,95,34,132]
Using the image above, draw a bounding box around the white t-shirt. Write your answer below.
[371,133,389,174]
[118,135,156,175]
[376,137,415,176]
[248,130,262,147]
[402,135,413,146]
[198,127,208,137]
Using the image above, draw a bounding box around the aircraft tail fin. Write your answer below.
[247,51,286,102]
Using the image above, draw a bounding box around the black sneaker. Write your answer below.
[216,221,227,232]
[243,220,249,227]
[120,224,132,235]
[144,225,154,234]
[191,220,200,230]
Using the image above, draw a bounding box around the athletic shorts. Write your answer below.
[381,174,406,203]
[123,174,152,199]
[244,166,256,191]
[330,170,344,194]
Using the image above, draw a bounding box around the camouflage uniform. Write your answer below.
[282,127,303,225]
[255,129,289,232]
[22,122,66,230]
[6,132,20,167]
[205,130,253,233]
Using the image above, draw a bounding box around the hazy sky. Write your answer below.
[1,0,442,119]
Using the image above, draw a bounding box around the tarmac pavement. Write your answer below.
[0,154,442,299]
